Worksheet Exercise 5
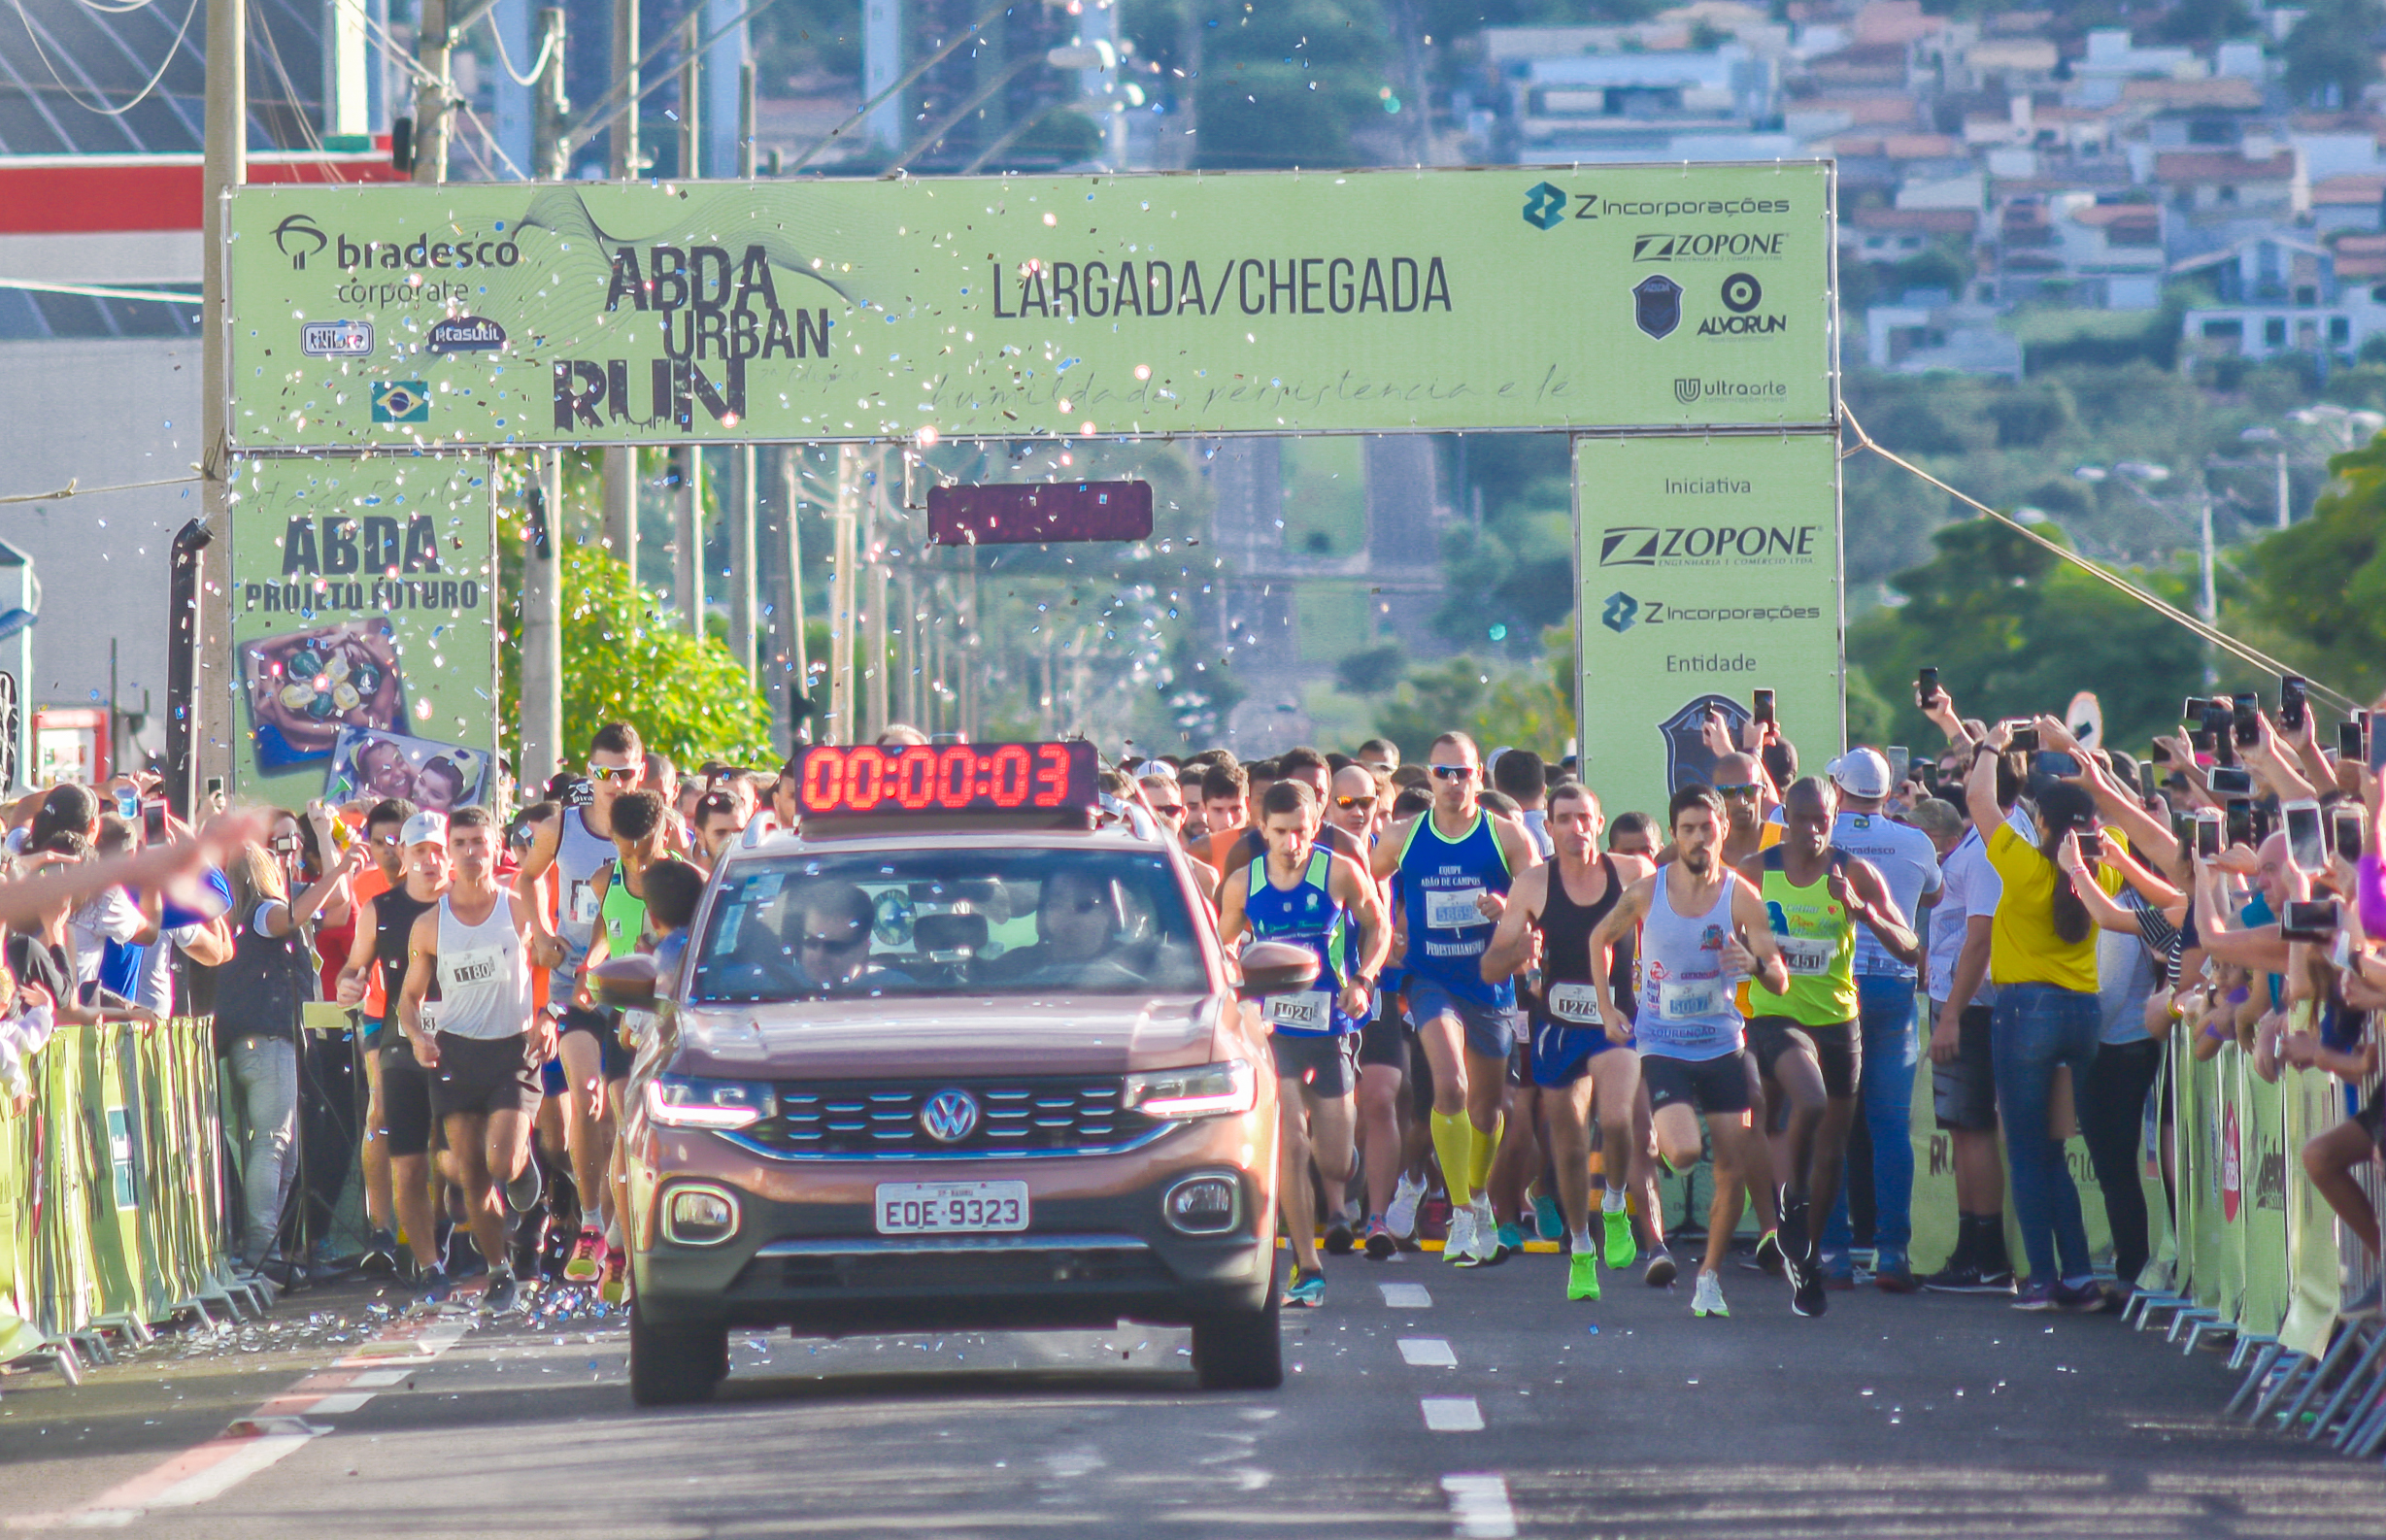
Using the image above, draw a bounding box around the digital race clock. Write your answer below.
[794,742,1100,820]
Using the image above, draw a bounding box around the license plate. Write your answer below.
[874,1181,1029,1235]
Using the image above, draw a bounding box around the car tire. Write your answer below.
[628,1305,727,1406]
[1191,1265,1283,1391]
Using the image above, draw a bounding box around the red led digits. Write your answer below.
[793,742,1092,819]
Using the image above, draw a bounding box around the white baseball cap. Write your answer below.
[1827,749,1893,800]
[400,811,449,849]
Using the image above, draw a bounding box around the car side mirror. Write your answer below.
[1237,940,1321,1000]
[588,954,658,1011]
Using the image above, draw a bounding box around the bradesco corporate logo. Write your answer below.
[1600,590,1824,634]
[1598,521,1821,569]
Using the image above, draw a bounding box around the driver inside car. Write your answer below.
[789,883,912,994]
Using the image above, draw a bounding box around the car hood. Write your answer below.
[666,992,1226,1080]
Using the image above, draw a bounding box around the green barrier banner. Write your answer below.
[1570,431,1843,827]
[33,1025,97,1339]
[0,1079,39,1363]
[1908,1038,1958,1274]
[2238,1052,2292,1339]
[2279,1062,2343,1356]
[75,1027,145,1329]
[228,453,499,810]
[223,164,1836,449]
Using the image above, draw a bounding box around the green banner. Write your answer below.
[228,453,500,810]
[2238,1052,2291,1338]
[223,164,1835,448]
[1569,432,1843,826]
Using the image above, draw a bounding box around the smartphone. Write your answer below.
[2369,711,2386,775]
[2281,898,2340,943]
[2189,726,2216,754]
[1917,761,1940,793]
[204,776,223,803]
[2280,675,2306,733]
[2151,739,2173,766]
[141,799,168,845]
[2226,797,2255,848]
[2340,720,2366,764]
[1886,746,1911,787]
[1916,667,1941,710]
[1751,688,1775,726]
[2208,765,2254,797]
[2195,810,2222,860]
[2232,692,2261,749]
[2203,701,2237,765]
[2331,807,2365,860]
[2033,750,2081,781]
[2008,725,2041,754]
[2284,798,2326,872]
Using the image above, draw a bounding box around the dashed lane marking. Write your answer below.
[1379,1283,1434,1308]
[1440,1473,1517,1538]
[1420,1397,1485,1432]
[1398,1338,1457,1367]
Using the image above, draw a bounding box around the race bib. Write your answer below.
[1777,935,1838,977]
[444,946,505,988]
[1426,887,1489,930]
[1265,990,1332,1032]
[568,882,601,926]
[1659,980,1725,1020]
[1545,982,1604,1025]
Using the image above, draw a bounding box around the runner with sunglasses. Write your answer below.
[1330,763,1420,1259]
[1371,732,1541,1266]
[1138,774,1221,899]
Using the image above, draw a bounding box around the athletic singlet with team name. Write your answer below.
[1243,848,1357,1037]
[1743,846,1858,1026]
[1634,873,1743,1061]
[1529,854,1637,1032]
[1396,810,1515,1012]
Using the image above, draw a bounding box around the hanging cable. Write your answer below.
[10,0,200,117]
[483,8,554,88]
[0,473,202,506]
[0,278,198,303]
[1842,405,2361,713]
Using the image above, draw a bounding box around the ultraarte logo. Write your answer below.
[1598,524,1821,568]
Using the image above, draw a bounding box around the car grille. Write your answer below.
[745,1077,1155,1157]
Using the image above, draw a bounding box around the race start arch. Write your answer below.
[221,162,1841,816]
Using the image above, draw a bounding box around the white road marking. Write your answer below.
[299,1392,376,1415]
[344,1368,414,1388]
[1379,1283,1434,1308]
[1420,1397,1484,1432]
[1440,1473,1517,1538]
[1398,1338,1457,1367]
[146,1434,319,1509]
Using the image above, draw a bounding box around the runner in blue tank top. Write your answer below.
[1220,780,1387,1309]
[1369,731,1541,1267]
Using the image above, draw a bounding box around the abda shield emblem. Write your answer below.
[1633,274,1683,339]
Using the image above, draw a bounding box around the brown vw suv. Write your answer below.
[615,748,1303,1405]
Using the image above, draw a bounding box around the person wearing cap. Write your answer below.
[1814,747,1943,1292]
[1964,720,2131,1312]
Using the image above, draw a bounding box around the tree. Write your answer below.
[1335,643,1406,695]
[1374,654,1572,759]
[2283,0,2385,105]
[2237,436,2386,701]
[499,532,777,771]
[1188,0,1393,169]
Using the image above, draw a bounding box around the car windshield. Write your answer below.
[688,848,1212,1003]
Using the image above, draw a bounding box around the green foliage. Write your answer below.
[499,531,777,771]
[1187,0,1394,168]
[1335,643,1407,695]
[2238,436,2386,700]
[1374,654,1573,759]
[1432,513,1575,655]
[2284,0,2385,104]
[1847,519,2212,756]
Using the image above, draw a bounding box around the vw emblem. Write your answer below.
[921,1088,980,1144]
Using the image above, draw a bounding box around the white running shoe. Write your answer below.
[1444,1205,1477,1264]
[1692,1268,1730,1319]
[1466,1199,1502,1263]
[1386,1172,1426,1239]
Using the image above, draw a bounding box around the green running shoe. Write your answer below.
[1567,1252,1601,1301]
[1602,1207,1636,1270]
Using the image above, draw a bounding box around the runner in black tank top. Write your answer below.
[1482,786,1663,1300]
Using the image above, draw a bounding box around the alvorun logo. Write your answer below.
[1523,183,1568,230]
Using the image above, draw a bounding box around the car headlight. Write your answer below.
[645,1074,775,1130]
[1124,1059,1255,1120]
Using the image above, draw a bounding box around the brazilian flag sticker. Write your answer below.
[372,381,429,423]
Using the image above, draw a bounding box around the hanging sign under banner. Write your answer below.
[223,163,1834,448]
[1571,432,1844,824]
[227,453,501,812]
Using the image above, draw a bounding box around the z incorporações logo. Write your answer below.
[1601,591,1641,633]
[1598,591,1825,633]
[274,214,329,270]
[1633,274,1682,339]
[1599,523,1821,567]
[1523,182,1569,230]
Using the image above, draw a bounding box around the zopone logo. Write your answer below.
[1630,232,1788,261]
[274,214,329,270]
[1523,182,1568,230]
[1599,524,1820,567]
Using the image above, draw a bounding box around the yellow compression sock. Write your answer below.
[1429,1111,1476,1210]
[1466,1113,1503,1194]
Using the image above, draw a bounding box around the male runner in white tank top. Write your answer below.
[398,806,567,1314]
[1586,785,1789,1318]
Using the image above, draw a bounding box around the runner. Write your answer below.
[1738,776,1921,1318]
[579,787,669,1299]
[518,722,644,1285]
[395,807,567,1315]
[1587,785,1790,1318]
[1480,782,1659,1299]
[1217,780,1388,1307]
[1333,763,1420,1261]
[1370,731,1541,1266]
[333,804,451,1293]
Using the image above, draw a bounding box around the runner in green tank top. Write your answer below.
[1733,776,1920,1320]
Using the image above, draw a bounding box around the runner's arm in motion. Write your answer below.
[514,804,564,885]
[1725,874,1793,996]
[1963,723,2010,841]
[515,887,567,973]
[396,908,441,1068]
[1833,857,1921,966]
[1368,815,1419,883]
[334,893,380,1004]
[1330,853,1391,1017]
[1585,875,1656,1043]
[1215,866,1253,952]
[1480,864,1549,984]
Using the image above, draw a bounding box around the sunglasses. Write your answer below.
[1334,795,1377,812]
[799,930,868,952]
[1430,764,1477,781]
[588,764,641,783]
[1149,802,1187,818]
[1714,783,1763,798]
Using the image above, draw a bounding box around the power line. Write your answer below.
[0,473,201,506]
[9,0,200,117]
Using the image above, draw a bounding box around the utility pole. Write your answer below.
[865,477,890,739]
[677,448,706,634]
[414,0,454,184]
[678,16,702,179]
[519,9,569,792]
[602,0,640,579]
[2195,469,2218,691]
[828,446,861,745]
[727,58,759,681]
[195,0,245,802]
[2276,449,2291,530]
[779,450,811,745]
